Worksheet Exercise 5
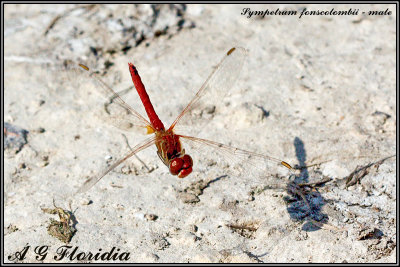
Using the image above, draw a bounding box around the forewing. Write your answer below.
[57,61,153,134]
[170,47,247,136]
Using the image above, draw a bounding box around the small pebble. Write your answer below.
[190,224,198,232]
[81,199,93,205]
[179,192,200,203]
[145,214,158,221]
[4,122,29,154]
[40,161,49,167]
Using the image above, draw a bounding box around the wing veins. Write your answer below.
[76,136,156,194]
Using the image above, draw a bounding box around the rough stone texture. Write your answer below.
[4,4,396,263]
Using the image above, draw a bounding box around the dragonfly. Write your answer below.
[74,47,293,193]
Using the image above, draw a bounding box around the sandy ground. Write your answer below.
[4,3,397,263]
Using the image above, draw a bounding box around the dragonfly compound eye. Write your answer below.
[169,158,183,176]
[169,155,193,178]
[181,154,193,169]
[178,155,193,178]
[178,167,192,178]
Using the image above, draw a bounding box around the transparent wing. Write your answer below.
[59,60,153,134]
[76,135,156,194]
[170,47,247,136]
[178,134,294,187]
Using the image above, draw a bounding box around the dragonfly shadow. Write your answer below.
[69,206,79,230]
[285,137,329,232]
[209,175,227,185]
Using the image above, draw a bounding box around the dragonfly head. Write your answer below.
[169,154,193,178]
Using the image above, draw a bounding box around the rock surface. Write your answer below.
[4,4,396,263]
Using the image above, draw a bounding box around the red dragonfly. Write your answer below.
[75,47,293,193]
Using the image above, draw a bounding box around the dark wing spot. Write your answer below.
[227,47,236,56]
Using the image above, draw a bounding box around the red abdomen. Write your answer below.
[128,63,164,131]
